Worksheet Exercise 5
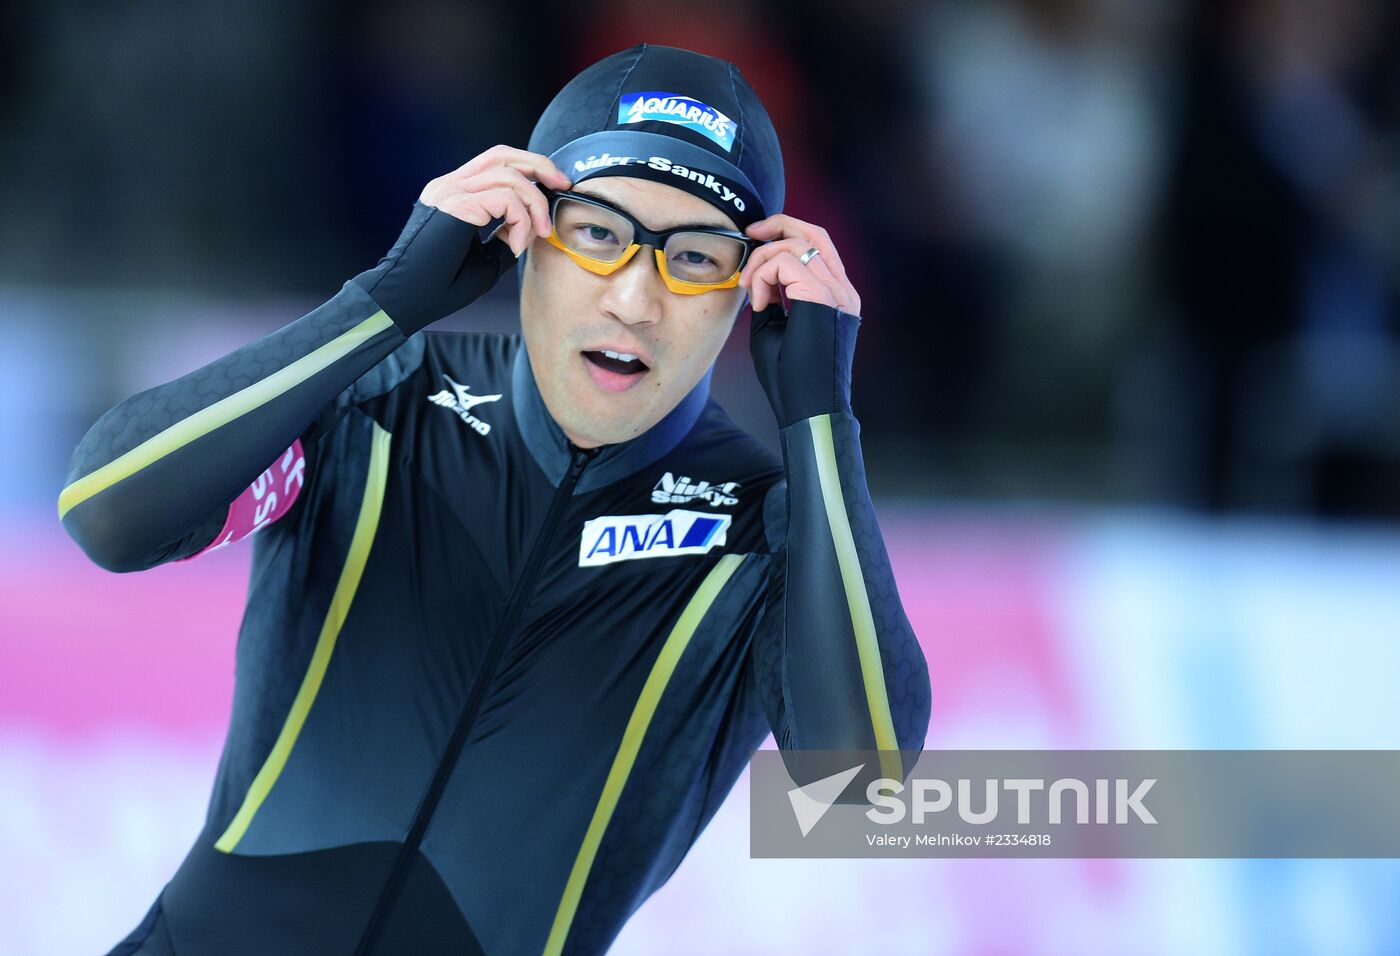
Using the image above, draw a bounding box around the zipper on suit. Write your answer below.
[354,445,598,955]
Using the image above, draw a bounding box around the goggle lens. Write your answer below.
[550,196,749,291]
[552,198,634,262]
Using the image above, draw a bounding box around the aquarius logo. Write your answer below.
[618,91,738,152]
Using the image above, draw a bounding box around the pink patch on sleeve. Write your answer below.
[177,439,307,562]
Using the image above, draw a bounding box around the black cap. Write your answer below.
[528,44,784,232]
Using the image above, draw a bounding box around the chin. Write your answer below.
[569,404,663,446]
[575,417,648,446]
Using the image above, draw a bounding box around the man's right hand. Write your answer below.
[420,144,572,257]
[351,146,573,337]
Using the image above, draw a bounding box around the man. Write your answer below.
[63,44,930,956]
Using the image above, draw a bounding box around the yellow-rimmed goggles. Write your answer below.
[537,186,761,295]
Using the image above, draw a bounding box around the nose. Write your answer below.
[597,244,664,327]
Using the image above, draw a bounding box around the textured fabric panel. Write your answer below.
[64,281,389,479]
[60,281,408,572]
[201,409,382,842]
[823,412,932,754]
[747,412,930,781]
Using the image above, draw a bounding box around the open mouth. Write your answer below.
[581,349,651,392]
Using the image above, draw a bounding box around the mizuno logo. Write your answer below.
[578,509,731,567]
[427,374,501,436]
[651,471,740,507]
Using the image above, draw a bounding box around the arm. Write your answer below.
[59,200,513,572]
[753,406,930,767]
[61,146,571,573]
[747,304,930,785]
[738,219,932,785]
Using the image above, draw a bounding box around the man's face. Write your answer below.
[519,176,746,449]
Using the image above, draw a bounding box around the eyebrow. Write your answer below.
[571,187,733,232]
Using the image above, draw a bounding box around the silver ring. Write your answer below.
[799,246,821,265]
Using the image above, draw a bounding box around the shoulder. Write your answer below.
[309,330,520,448]
[653,399,784,554]
[681,399,783,488]
[419,329,521,373]
[686,403,791,555]
[330,327,518,412]
[363,330,520,405]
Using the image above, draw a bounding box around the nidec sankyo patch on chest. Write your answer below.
[618,91,738,152]
[579,509,731,567]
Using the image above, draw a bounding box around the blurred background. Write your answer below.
[2,0,1399,953]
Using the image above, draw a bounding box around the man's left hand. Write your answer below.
[738,215,862,315]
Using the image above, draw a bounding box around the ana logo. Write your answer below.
[571,154,746,212]
[618,90,738,152]
[579,509,731,567]
[651,471,741,507]
[427,374,501,436]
